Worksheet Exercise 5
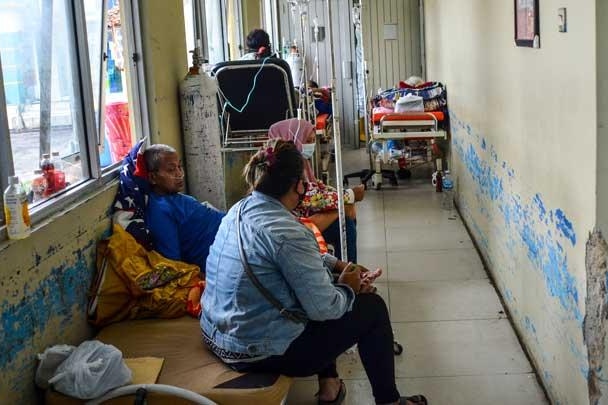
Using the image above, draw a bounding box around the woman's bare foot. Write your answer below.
[318,377,342,402]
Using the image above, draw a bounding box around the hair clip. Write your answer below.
[264,147,276,167]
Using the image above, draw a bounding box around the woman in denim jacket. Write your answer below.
[201,140,427,405]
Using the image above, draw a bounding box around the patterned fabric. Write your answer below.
[202,331,262,363]
[137,265,184,290]
[267,118,354,216]
[112,140,153,250]
[372,82,447,113]
[298,217,328,254]
[293,181,352,217]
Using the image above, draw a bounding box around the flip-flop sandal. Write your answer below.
[317,379,347,405]
[400,394,428,405]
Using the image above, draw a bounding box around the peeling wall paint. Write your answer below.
[451,110,590,404]
[452,112,582,322]
[0,185,115,404]
[584,231,608,405]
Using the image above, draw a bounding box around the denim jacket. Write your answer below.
[201,191,355,358]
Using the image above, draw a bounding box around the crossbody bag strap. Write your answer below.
[236,201,307,324]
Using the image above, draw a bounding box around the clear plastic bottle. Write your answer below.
[4,176,31,239]
[51,151,63,171]
[442,170,454,210]
[32,169,47,202]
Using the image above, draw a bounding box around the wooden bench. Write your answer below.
[45,317,293,404]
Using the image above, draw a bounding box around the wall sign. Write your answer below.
[514,0,540,48]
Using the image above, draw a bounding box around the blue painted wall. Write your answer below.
[0,185,115,404]
[450,110,590,404]
[424,1,597,402]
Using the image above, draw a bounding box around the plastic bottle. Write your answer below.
[51,152,66,192]
[32,169,47,203]
[435,170,443,192]
[442,170,454,210]
[3,176,31,239]
[40,153,55,196]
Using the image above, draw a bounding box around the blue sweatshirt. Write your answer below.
[146,192,225,272]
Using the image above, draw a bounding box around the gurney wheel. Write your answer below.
[393,341,404,355]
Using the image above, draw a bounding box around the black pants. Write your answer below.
[232,293,400,404]
[322,217,357,263]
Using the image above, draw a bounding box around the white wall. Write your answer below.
[424,1,596,403]
[361,0,422,94]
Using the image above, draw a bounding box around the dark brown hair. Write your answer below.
[243,139,303,199]
[246,28,272,58]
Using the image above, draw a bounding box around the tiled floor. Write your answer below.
[286,149,548,405]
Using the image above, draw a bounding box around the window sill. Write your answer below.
[0,168,120,244]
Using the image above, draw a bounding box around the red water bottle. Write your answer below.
[40,153,55,196]
[51,152,66,191]
[435,170,443,192]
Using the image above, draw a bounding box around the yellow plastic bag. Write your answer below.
[88,224,201,327]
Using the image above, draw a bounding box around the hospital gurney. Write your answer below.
[366,110,446,189]
[344,81,448,189]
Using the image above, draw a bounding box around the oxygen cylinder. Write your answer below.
[179,47,226,210]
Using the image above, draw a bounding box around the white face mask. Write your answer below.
[301,143,316,159]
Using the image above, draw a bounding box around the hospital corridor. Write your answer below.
[1,0,607,404]
[286,151,549,404]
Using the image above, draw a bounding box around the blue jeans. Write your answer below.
[322,217,357,263]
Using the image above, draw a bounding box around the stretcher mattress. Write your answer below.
[372,110,445,124]
[45,317,292,405]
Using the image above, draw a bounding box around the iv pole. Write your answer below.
[312,17,320,84]
[353,3,370,161]
[325,0,348,261]
[288,0,312,121]
[284,0,348,260]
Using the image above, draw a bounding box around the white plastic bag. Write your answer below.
[48,340,132,399]
[395,93,424,112]
[35,344,76,389]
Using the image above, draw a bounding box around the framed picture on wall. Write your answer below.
[514,0,540,48]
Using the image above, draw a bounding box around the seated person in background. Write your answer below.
[308,80,332,115]
[202,139,426,405]
[144,144,225,273]
[268,118,364,262]
[240,28,276,60]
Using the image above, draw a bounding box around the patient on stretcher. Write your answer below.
[143,144,225,273]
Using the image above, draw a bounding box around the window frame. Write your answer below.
[0,0,149,240]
